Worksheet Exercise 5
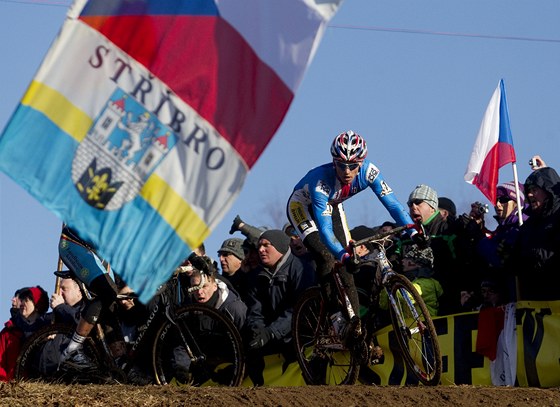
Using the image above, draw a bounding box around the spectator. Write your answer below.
[476,181,527,303]
[438,197,457,222]
[0,286,49,381]
[244,229,315,386]
[405,184,459,314]
[509,167,560,300]
[48,275,84,325]
[217,238,248,301]
[401,246,443,316]
[189,268,247,331]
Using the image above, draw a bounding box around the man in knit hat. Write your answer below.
[244,229,315,386]
[405,184,460,314]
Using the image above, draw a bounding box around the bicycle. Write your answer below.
[14,269,246,386]
[292,223,442,386]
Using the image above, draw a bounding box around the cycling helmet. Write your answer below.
[330,130,368,162]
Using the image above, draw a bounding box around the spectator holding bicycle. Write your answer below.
[244,229,315,386]
[287,131,422,345]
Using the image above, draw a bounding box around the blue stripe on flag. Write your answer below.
[498,79,514,146]
[0,105,192,302]
[80,0,220,17]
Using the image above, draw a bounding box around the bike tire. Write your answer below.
[14,323,106,383]
[152,303,245,386]
[386,274,442,385]
[292,287,360,385]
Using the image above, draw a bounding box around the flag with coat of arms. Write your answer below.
[0,0,343,302]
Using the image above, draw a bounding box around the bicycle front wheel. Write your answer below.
[14,323,103,383]
[152,304,245,386]
[386,274,442,385]
[292,287,360,385]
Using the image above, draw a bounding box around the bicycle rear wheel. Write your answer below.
[14,323,105,383]
[386,274,442,385]
[292,287,360,385]
[152,304,245,386]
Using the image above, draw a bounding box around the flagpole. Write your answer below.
[511,162,524,226]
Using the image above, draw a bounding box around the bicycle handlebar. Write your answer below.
[349,223,422,250]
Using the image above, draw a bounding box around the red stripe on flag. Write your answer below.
[81,15,293,168]
[472,141,515,203]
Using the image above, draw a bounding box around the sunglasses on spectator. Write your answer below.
[496,196,512,204]
[407,199,424,207]
[334,160,361,171]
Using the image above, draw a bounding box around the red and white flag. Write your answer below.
[465,79,516,203]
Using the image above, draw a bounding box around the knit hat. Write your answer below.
[218,238,245,260]
[408,184,438,211]
[20,286,49,315]
[438,197,457,218]
[259,229,291,255]
[403,246,434,268]
[496,181,525,207]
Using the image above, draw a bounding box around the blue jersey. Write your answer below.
[290,159,413,260]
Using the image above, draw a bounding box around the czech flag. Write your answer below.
[0,0,342,302]
[465,79,516,204]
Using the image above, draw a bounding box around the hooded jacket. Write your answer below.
[510,167,560,300]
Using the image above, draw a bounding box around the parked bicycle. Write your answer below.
[15,268,246,386]
[292,223,442,386]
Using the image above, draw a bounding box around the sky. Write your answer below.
[1,0,560,324]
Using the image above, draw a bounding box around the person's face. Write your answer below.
[527,185,548,214]
[19,297,35,319]
[118,286,136,311]
[289,236,307,257]
[494,196,516,220]
[408,199,435,223]
[11,293,21,309]
[59,279,82,307]
[333,160,362,185]
[190,274,217,303]
[218,251,242,276]
[481,286,500,307]
[258,239,284,267]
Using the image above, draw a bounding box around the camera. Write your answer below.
[529,159,535,167]
[473,201,489,215]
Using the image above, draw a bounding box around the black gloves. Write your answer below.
[249,327,273,349]
[412,230,431,250]
[187,253,216,274]
[229,215,243,235]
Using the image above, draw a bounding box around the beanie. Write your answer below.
[26,286,49,315]
[408,184,438,211]
[259,229,291,255]
[438,197,457,217]
[497,181,525,207]
[217,238,245,260]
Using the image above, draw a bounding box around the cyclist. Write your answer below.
[287,130,422,342]
[57,225,127,371]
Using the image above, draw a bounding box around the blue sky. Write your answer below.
[1,0,560,323]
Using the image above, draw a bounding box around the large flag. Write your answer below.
[0,0,343,302]
[465,79,516,203]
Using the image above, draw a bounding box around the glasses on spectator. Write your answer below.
[334,160,360,171]
[407,199,424,207]
[497,196,512,204]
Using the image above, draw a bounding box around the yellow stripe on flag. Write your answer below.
[141,174,210,248]
[21,81,92,142]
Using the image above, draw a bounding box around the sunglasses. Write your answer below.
[334,160,361,171]
[407,199,424,207]
[497,196,512,204]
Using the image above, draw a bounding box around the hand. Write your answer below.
[50,293,64,309]
[187,253,216,274]
[341,252,360,274]
[249,327,273,349]
[411,230,430,250]
[229,215,243,235]
[530,155,547,170]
